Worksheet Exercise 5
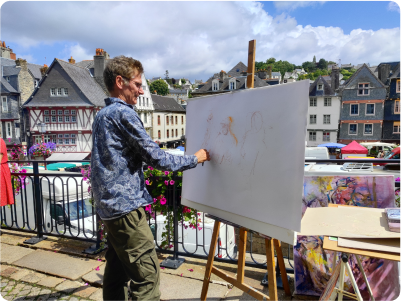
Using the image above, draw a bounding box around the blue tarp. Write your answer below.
[318,143,347,148]
[176,146,185,151]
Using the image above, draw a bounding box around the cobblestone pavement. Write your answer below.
[0,264,102,301]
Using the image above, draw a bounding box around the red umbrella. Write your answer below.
[1,138,14,206]
[341,140,368,155]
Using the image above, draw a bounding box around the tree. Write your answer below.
[317,58,328,70]
[255,61,268,70]
[302,61,316,73]
[273,60,295,77]
[164,70,169,79]
[150,79,169,96]
[181,79,186,84]
[266,57,276,65]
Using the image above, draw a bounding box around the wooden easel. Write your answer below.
[201,219,291,300]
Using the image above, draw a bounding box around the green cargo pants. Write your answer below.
[102,207,161,301]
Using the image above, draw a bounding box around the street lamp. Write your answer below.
[38,122,47,170]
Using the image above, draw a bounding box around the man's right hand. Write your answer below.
[195,149,210,164]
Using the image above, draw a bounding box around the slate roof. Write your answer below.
[390,64,400,79]
[309,75,335,96]
[227,62,248,77]
[3,65,20,76]
[193,75,269,94]
[24,59,107,107]
[151,94,186,112]
[0,57,17,67]
[27,63,43,79]
[169,89,187,94]
[342,63,386,88]
[271,72,281,77]
[1,78,18,93]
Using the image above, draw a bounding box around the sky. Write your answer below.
[1,1,400,82]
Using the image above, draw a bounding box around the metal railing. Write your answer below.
[4,158,400,272]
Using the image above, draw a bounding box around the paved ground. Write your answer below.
[0,229,315,301]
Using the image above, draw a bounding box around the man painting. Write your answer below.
[91,56,210,300]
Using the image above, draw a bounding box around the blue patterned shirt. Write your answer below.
[91,97,198,220]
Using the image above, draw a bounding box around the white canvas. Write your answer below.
[182,81,309,244]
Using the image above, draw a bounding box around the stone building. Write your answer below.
[338,64,387,144]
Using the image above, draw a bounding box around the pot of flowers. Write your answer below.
[28,142,57,168]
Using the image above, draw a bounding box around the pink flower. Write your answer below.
[396,177,400,182]
[145,205,152,212]
[164,171,169,175]
[84,283,88,286]
[198,227,202,231]
[170,180,175,185]
[160,267,165,269]
[145,180,150,185]
[148,166,154,171]
[164,180,169,186]
[153,198,157,203]
[160,197,167,205]
[188,269,194,272]
[97,259,102,261]
[180,273,183,277]
[95,266,100,271]
[197,213,201,216]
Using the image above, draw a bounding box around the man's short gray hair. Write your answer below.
[103,56,144,93]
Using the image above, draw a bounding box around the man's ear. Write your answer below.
[116,75,126,90]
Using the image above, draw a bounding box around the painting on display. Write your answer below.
[294,175,399,300]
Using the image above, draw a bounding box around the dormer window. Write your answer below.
[212,79,219,91]
[229,78,236,90]
[5,76,10,82]
[50,88,68,97]
[358,83,370,95]
[317,84,323,90]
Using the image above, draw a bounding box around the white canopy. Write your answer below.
[47,152,89,161]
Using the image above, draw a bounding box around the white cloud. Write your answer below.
[274,1,325,11]
[1,1,399,81]
[388,1,400,13]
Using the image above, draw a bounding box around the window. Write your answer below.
[158,115,160,125]
[323,132,330,141]
[71,134,76,138]
[358,83,370,95]
[57,88,62,96]
[366,103,375,115]
[51,116,56,122]
[71,116,77,122]
[229,81,235,90]
[71,138,76,144]
[309,131,316,141]
[393,122,400,133]
[51,88,56,96]
[58,134,63,138]
[324,98,331,106]
[397,80,400,93]
[317,84,323,90]
[172,130,174,137]
[364,124,373,135]
[309,115,317,124]
[175,116,177,124]
[64,88,68,96]
[144,113,147,123]
[44,110,49,115]
[64,110,69,115]
[146,98,149,107]
[65,116,70,122]
[58,116,63,122]
[43,135,51,143]
[182,128,184,136]
[323,115,331,124]
[6,76,10,82]
[350,104,359,115]
[58,110,63,115]
[71,110,76,115]
[158,130,161,139]
[65,139,70,144]
[58,139,63,144]
[175,129,178,137]
[212,80,219,91]
[171,116,174,125]
[181,116,184,124]
[138,97,141,106]
[44,116,50,123]
[35,80,38,87]
[51,110,56,115]
[166,116,169,125]
[5,122,12,138]
[395,100,400,114]
[1,97,7,112]
[309,98,317,107]
[167,130,169,138]
[349,124,357,135]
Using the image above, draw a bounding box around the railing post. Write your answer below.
[24,161,47,244]
[83,213,107,254]
[160,171,185,269]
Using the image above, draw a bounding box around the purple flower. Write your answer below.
[153,198,157,203]
[145,205,152,212]
[164,180,169,186]
[164,171,169,175]
[149,166,154,171]
[170,180,175,185]
[145,180,150,185]
[160,197,167,205]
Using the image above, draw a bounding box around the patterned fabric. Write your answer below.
[0,137,14,206]
[91,97,197,220]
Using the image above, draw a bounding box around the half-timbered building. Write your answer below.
[22,57,107,158]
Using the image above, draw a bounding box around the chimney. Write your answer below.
[15,58,28,71]
[378,64,391,84]
[267,66,272,79]
[10,51,16,60]
[2,41,5,47]
[68,56,75,64]
[331,65,340,91]
[219,70,227,81]
[94,48,105,78]
[257,70,267,80]
[40,64,48,77]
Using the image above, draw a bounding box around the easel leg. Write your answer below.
[265,239,278,300]
[338,259,346,301]
[201,220,221,301]
[345,261,363,301]
[237,228,247,283]
[355,255,375,301]
[273,239,291,296]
